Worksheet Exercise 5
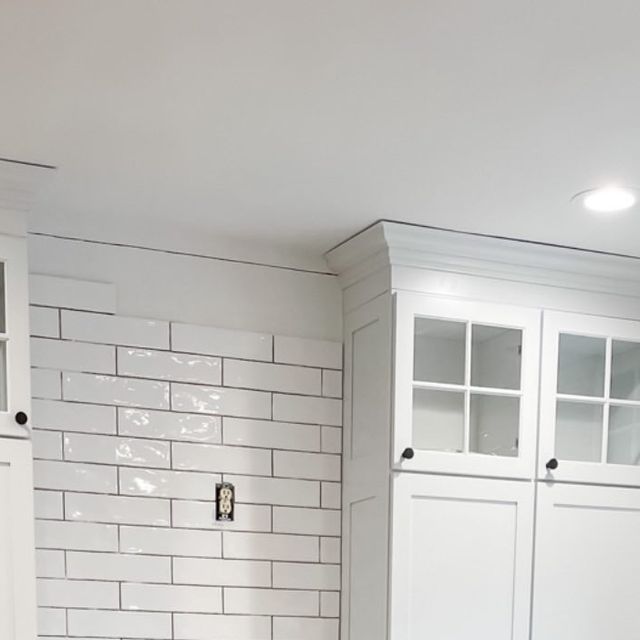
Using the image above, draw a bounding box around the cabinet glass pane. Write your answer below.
[471,325,522,390]
[610,340,640,401]
[0,342,6,411]
[557,334,606,397]
[413,318,465,385]
[413,388,464,452]
[608,405,640,466]
[469,394,519,457]
[0,263,5,334]
[555,401,603,462]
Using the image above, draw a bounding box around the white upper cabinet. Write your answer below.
[540,310,640,486]
[394,292,541,478]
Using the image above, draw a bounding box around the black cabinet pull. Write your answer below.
[546,458,558,471]
[14,411,28,426]
[401,447,415,460]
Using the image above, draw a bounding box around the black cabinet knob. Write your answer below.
[546,458,559,471]
[14,411,28,426]
[401,447,415,460]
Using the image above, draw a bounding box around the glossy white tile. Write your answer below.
[273,393,342,426]
[321,482,341,509]
[274,450,341,481]
[320,591,340,617]
[224,587,318,616]
[223,417,320,451]
[34,460,117,493]
[67,551,171,582]
[173,613,271,640]
[120,525,221,557]
[274,335,342,369]
[172,442,271,476]
[32,398,117,434]
[34,490,63,520]
[119,408,221,443]
[65,493,170,526]
[122,583,223,613]
[172,501,272,532]
[273,507,340,536]
[273,562,340,590]
[30,274,116,313]
[119,467,221,500]
[321,426,342,453]
[31,368,62,399]
[67,609,172,639]
[322,369,343,398]
[223,532,319,562]
[64,433,170,468]
[35,521,118,551]
[35,549,65,578]
[223,359,321,395]
[173,558,271,587]
[172,383,270,419]
[38,607,67,636]
[30,305,59,338]
[37,578,119,608]
[32,429,63,460]
[31,337,116,373]
[320,537,341,564]
[224,474,320,507]
[273,617,339,640]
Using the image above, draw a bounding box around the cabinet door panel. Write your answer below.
[394,292,540,478]
[390,474,534,640]
[532,482,640,640]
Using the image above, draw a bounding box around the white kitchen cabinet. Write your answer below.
[328,221,640,640]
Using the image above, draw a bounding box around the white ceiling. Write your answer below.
[3,0,640,271]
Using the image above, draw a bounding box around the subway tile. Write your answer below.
[30,274,116,313]
[32,429,62,460]
[119,467,220,500]
[35,549,65,578]
[321,482,342,509]
[172,442,271,476]
[274,451,341,481]
[65,493,170,526]
[30,306,59,338]
[31,337,115,373]
[67,551,171,582]
[224,474,319,507]
[31,368,61,399]
[172,322,272,361]
[122,583,223,613]
[223,532,319,562]
[119,408,221,443]
[38,607,66,636]
[61,309,169,348]
[32,398,116,434]
[172,501,272,533]
[34,490,63,519]
[273,507,341,536]
[224,359,321,395]
[37,577,119,608]
[225,587,318,616]
[173,558,271,587]
[34,460,117,493]
[64,433,170,468]
[63,372,170,409]
[35,520,118,551]
[68,609,172,639]
[320,537,341,564]
[273,617,339,640]
[321,591,340,617]
[171,383,270,419]
[274,336,342,369]
[174,613,270,640]
[321,426,342,453]
[223,417,320,452]
[322,369,343,398]
[273,562,341,590]
[118,347,221,385]
[120,526,221,558]
[273,394,342,426]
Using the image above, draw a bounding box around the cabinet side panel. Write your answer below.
[0,463,13,639]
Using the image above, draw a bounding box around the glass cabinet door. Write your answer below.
[539,311,640,485]
[394,293,541,479]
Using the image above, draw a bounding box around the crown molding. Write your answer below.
[326,221,640,298]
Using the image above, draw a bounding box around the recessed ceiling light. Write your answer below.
[574,187,637,213]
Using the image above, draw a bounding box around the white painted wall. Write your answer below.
[28,234,342,340]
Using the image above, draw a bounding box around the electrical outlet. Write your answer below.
[215,482,235,521]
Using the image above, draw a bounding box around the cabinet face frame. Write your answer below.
[539,310,640,486]
[393,292,541,479]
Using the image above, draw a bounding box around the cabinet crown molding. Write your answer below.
[326,220,640,297]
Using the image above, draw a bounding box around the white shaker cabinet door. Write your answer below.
[389,473,534,640]
[532,482,640,640]
[0,439,37,640]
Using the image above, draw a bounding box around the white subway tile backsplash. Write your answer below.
[33,398,117,434]
[273,617,339,640]
[34,460,117,493]
[34,490,63,520]
[172,442,271,476]
[63,372,170,409]
[31,368,62,399]
[120,467,221,500]
[273,507,340,536]
[225,587,318,616]
[273,394,342,426]
[65,493,170,526]
[38,607,67,636]
[320,591,340,617]
[172,500,272,532]
[274,451,341,481]
[274,336,342,369]
[118,348,222,385]
[30,274,116,313]
[173,558,271,587]
[119,408,222,443]
[67,551,171,582]
[320,537,341,564]
[321,426,342,454]
[32,429,63,460]
[321,482,341,509]
[122,583,223,613]
[31,337,115,373]
[35,521,118,551]
[223,532,319,562]
[120,526,221,558]
[223,417,320,452]
[273,563,340,590]
[35,549,65,578]
[322,369,343,398]
[224,474,319,507]
[68,609,172,639]
[174,613,271,640]
[224,359,321,395]
[30,305,59,338]
[172,383,270,419]
[37,578,119,609]
[62,310,169,348]
[172,323,272,361]
[64,433,170,468]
